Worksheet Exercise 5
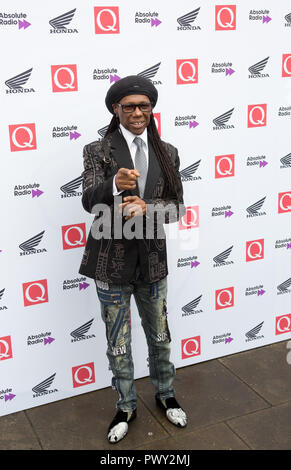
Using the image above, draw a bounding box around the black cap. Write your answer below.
[105,75,158,114]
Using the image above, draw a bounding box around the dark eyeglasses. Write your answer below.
[116,102,153,113]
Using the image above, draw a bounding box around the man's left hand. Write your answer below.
[119,196,146,220]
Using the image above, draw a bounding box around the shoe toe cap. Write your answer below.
[108,422,129,443]
[166,408,187,427]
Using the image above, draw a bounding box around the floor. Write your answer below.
[1,339,291,450]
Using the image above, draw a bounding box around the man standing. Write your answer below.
[79,75,187,443]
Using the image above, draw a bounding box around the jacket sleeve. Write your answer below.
[143,144,186,224]
[81,143,115,214]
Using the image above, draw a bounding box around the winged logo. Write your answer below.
[213,246,233,264]
[177,7,200,26]
[138,62,161,80]
[0,288,5,301]
[285,13,291,24]
[70,318,94,339]
[248,57,269,75]
[246,196,266,215]
[180,160,201,179]
[277,277,291,292]
[60,176,82,194]
[19,231,45,252]
[213,108,234,127]
[182,295,202,314]
[98,125,109,138]
[32,373,56,394]
[280,153,291,166]
[5,68,33,90]
[245,322,264,339]
[49,8,76,30]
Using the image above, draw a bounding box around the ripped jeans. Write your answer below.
[96,276,175,412]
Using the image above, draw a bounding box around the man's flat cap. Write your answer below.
[105,75,158,114]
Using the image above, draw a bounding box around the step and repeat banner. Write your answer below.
[1,0,291,416]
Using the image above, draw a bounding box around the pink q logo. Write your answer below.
[282,54,291,77]
[278,192,291,213]
[181,336,201,359]
[179,206,199,230]
[51,65,78,92]
[9,123,37,152]
[246,239,264,262]
[176,59,198,84]
[94,7,120,34]
[215,287,234,310]
[22,279,49,307]
[248,104,267,128]
[215,154,235,178]
[72,362,95,388]
[61,223,86,250]
[215,5,236,30]
[0,336,13,361]
[276,314,291,335]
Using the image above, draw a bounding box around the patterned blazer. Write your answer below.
[79,128,185,284]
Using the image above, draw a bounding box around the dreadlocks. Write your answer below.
[104,113,181,199]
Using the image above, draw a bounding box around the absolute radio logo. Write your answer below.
[32,373,58,398]
[275,237,291,250]
[177,7,201,31]
[72,362,95,388]
[176,59,198,84]
[93,66,120,83]
[0,12,31,29]
[246,239,264,262]
[248,104,267,127]
[14,182,43,198]
[249,9,271,24]
[213,108,234,130]
[278,191,291,213]
[278,105,291,118]
[211,61,235,76]
[215,5,236,31]
[0,336,13,361]
[181,336,201,359]
[215,154,235,178]
[276,314,291,335]
[246,197,266,218]
[60,176,82,198]
[213,246,234,268]
[0,388,15,403]
[215,287,234,310]
[245,284,266,297]
[63,277,89,291]
[246,154,268,168]
[49,8,78,34]
[27,332,55,347]
[70,319,95,343]
[5,68,35,94]
[212,332,233,345]
[179,206,199,230]
[19,231,46,256]
[0,288,7,311]
[52,125,81,140]
[212,204,234,218]
[61,223,86,250]
[9,123,37,152]
[94,7,120,34]
[22,279,49,307]
[177,255,200,270]
[181,295,202,317]
[51,65,78,92]
[248,57,269,79]
[175,114,199,129]
[180,160,202,182]
[134,11,161,27]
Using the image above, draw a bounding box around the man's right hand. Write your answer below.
[115,168,140,191]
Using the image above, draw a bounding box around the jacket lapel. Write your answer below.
[143,137,161,199]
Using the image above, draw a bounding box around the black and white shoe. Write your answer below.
[156,396,187,428]
[107,409,137,443]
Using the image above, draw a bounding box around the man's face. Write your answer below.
[113,94,152,135]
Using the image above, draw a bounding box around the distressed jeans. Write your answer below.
[96,276,175,412]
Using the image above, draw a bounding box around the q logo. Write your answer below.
[215,5,236,30]
[181,336,201,359]
[51,65,78,93]
[215,154,235,178]
[179,206,199,230]
[246,239,264,262]
[176,59,198,84]
[0,336,13,361]
[22,279,48,307]
[153,112,161,136]
[215,287,234,310]
[9,123,37,152]
[282,54,291,77]
[94,7,120,34]
[278,192,291,213]
[72,362,95,388]
[276,314,291,335]
[248,104,267,128]
[62,223,86,250]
